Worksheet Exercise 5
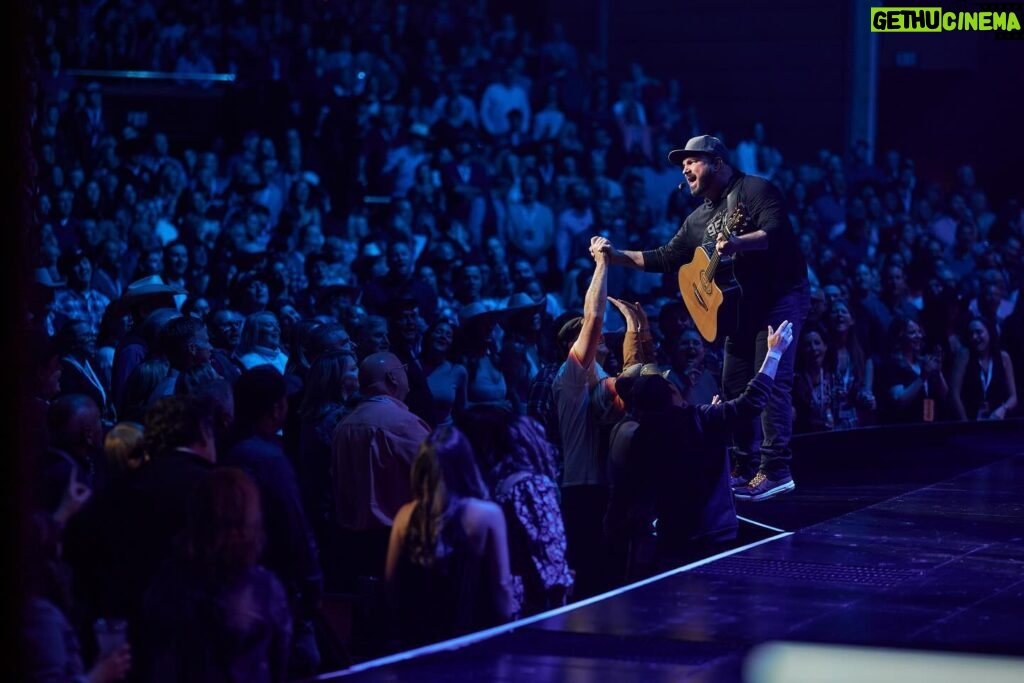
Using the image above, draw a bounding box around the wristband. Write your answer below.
[766,351,783,361]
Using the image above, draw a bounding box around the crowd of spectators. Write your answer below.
[18,0,1023,679]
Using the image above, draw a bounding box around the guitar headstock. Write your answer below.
[724,203,748,238]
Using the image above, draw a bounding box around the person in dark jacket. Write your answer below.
[61,393,218,678]
[222,365,323,678]
[609,320,794,579]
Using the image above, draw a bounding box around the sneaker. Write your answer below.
[733,471,795,502]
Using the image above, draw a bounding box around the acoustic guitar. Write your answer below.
[677,205,746,343]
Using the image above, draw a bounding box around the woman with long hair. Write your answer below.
[420,319,468,427]
[143,468,292,682]
[385,426,516,646]
[792,325,837,433]
[498,293,546,415]
[823,299,877,428]
[950,316,1017,421]
[456,304,510,410]
[877,315,950,424]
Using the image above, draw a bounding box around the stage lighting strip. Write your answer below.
[312,529,794,680]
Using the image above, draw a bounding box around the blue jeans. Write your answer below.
[721,284,810,478]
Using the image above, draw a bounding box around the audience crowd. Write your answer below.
[18,0,1023,679]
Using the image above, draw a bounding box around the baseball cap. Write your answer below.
[667,135,729,165]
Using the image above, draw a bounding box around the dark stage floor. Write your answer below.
[312,421,1024,682]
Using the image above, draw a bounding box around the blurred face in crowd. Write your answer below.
[883,265,907,298]
[968,319,991,354]
[429,321,454,355]
[388,242,413,278]
[800,330,827,369]
[393,306,420,345]
[418,265,437,293]
[141,249,163,276]
[900,320,924,354]
[69,256,93,288]
[363,319,390,353]
[676,329,706,367]
[524,279,545,305]
[822,284,844,306]
[808,286,826,320]
[981,283,1004,316]
[57,189,74,217]
[459,265,483,300]
[485,237,506,265]
[211,310,244,347]
[245,278,270,309]
[254,313,281,349]
[165,243,189,276]
[853,264,874,295]
[511,259,535,288]
[829,301,854,335]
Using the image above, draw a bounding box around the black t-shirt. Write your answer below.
[641,172,807,321]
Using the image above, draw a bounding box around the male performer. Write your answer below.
[591,135,809,501]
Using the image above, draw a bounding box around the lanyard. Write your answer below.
[980,358,993,397]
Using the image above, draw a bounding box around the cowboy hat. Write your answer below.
[122,275,186,299]
[503,292,545,317]
[459,301,510,328]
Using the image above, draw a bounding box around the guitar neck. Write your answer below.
[704,215,737,278]
[706,246,720,279]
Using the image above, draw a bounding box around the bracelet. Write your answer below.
[766,351,783,361]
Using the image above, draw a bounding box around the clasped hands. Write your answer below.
[589,235,613,260]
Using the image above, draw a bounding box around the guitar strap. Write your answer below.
[726,184,739,217]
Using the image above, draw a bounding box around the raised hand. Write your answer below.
[608,297,642,329]
[766,320,795,356]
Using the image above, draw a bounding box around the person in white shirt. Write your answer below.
[480,66,531,139]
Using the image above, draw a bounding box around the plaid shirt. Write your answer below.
[52,287,111,334]
[526,360,563,452]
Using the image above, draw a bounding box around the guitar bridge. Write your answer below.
[691,284,709,312]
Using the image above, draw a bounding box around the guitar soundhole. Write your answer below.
[699,270,712,294]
